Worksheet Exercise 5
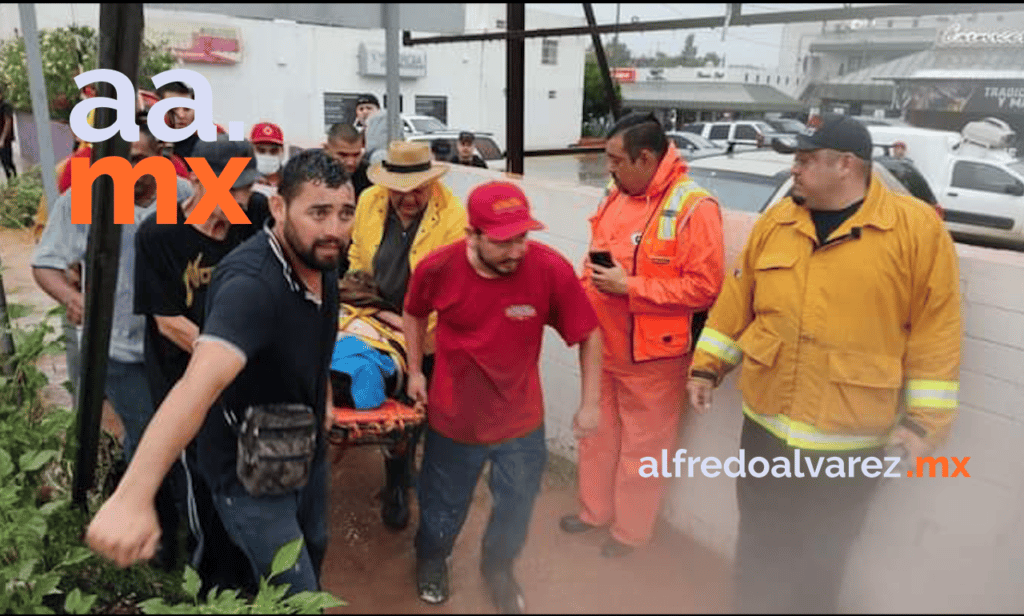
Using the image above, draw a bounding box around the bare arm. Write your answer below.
[32,266,84,325]
[85,339,244,567]
[0,114,11,143]
[573,329,603,438]
[154,315,201,354]
[402,311,430,406]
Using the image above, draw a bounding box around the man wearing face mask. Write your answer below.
[349,140,467,532]
[251,122,285,194]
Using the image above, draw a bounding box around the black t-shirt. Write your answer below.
[353,160,373,199]
[134,206,242,406]
[372,207,421,311]
[231,192,272,243]
[0,101,14,145]
[449,153,488,169]
[196,229,340,493]
[811,199,863,246]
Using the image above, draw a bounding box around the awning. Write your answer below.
[620,81,805,113]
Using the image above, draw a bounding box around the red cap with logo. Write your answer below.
[250,122,284,145]
[468,181,545,241]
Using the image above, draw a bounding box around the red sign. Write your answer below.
[611,68,636,83]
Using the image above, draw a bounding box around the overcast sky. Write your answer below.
[530,3,855,69]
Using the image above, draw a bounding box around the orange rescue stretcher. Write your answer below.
[326,304,426,457]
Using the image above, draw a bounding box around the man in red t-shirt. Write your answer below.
[403,181,602,613]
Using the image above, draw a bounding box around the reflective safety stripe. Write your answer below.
[743,404,887,451]
[657,180,695,241]
[906,379,959,410]
[695,328,742,366]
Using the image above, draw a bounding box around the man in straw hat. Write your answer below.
[348,140,467,532]
[403,181,601,612]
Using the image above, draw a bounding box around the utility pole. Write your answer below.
[613,3,620,61]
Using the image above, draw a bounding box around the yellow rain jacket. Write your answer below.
[691,175,962,450]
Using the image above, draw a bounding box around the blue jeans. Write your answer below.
[415,425,547,572]
[212,449,329,594]
[104,359,155,463]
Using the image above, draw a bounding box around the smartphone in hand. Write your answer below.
[589,251,614,268]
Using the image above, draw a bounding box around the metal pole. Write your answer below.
[613,3,620,52]
[17,4,59,209]
[71,3,143,510]
[583,3,622,122]
[383,4,401,145]
[506,3,525,175]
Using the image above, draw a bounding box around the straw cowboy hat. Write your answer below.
[367,141,448,192]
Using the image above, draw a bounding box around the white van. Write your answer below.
[869,121,1024,245]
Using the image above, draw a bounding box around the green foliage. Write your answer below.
[0,26,177,123]
[0,305,346,613]
[138,538,346,615]
[0,164,43,229]
[582,56,621,137]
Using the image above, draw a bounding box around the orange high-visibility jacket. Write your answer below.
[691,175,962,450]
[587,146,725,362]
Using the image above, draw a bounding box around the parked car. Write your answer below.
[401,114,448,135]
[680,120,786,150]
[763,117,807,135]
[406,131,506,170]
[683,148,943,220]
[869,120,1024,245]
[851,115,909,128]
[665,131,727,159]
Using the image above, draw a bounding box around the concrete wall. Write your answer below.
[441,162,1024,613]
[0,4,587,150]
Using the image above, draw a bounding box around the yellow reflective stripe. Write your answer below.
[656,181,694,241]
[906,379,959,410]
[696,328,742,365]
[742,404,886,451]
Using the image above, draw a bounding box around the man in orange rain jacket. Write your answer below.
[559,112,725,557]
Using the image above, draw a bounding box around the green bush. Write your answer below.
[0,164,43,229]
[0,304,346,613]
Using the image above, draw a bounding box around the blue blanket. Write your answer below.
[330,335,397,409]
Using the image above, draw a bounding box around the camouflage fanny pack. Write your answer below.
[229,403,318,498]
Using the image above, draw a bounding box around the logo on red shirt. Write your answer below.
[505,304,537,321]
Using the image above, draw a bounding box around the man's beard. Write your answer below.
[283,219,340,271]
[476,245,520,277]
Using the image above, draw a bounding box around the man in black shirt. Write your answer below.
[449,131,488,169]
[324,122,373,199]
[0,83,16,180]
[134,137,258,583]
[87,150,353,595]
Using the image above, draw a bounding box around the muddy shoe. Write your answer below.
[482,567,526,614]
[417,558,450,605]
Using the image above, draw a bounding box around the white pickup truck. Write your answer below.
[869,120,1024,245]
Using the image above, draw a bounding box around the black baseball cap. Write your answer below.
[356,93,380,108]
[190,135,258,188]
[773,113,873,161]
[458,130,475,144]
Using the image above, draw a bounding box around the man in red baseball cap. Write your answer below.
[250,121,285,193]
[402,181,602,612]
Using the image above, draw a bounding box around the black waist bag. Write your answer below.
[234,403,317,498]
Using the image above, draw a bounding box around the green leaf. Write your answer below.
[138,598,171,614]
[269,537,304,579]
[0,448,12,479]
[60,547,94,568]
[31,572,61,598]
[18,449,57,472]
[5,302,31,321]
[182,564,201,600]
[284,591,347,613]
[15,557,39,581]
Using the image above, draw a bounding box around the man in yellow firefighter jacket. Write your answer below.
[687,115,962,613]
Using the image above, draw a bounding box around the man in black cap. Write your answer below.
[133,135,258,582]
[448,131,488,169]
[354,93,380,133]
[687,113,962,613]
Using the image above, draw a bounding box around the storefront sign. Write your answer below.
[895,80,1024,113]
[937,23,1024,47]
[357,43,426,78]
[611,67,636,83]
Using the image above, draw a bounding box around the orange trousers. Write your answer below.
[576,361,687,546]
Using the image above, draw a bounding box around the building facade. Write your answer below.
[0,4,587,152]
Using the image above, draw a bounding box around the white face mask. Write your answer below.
[255,153,282,176]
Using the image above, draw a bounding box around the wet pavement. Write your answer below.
[1,227,734,614]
